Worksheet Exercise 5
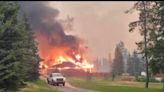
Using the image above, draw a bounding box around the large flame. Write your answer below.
[54,55,94,69]
[39,52,94,74]
[21,2,94,75]
[37,32,94,74]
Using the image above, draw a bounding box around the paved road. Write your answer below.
[50,82,96,92]
[40,76,96,92]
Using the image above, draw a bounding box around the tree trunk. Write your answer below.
[162,78,164,91]
[143,1,149,88]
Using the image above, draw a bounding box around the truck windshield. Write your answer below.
[52,73,62,77]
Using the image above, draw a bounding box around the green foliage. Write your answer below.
[161,78,164,83]
[0,1,40,91]
[127,1,164,75]
[136,76,158,83]
[19,80,61,92]
[0,2,23,90]
[19,14,40,81]
[150,39,164,74]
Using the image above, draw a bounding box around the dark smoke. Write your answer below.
[20,2,80,51]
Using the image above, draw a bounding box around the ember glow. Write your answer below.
[54,55,94,69]
[37,31,94,74]
[39,49,94,74]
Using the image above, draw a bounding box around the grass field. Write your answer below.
[18,80,61,92]
[67,77,164,92]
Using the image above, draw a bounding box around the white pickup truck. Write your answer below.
[47,73,66,86]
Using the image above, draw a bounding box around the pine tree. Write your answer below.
[113,42,124,75]
[20,14,40,81]
[0,2,40,91]
[149,1,164,75]
[126,1,164,88]
[0,1,25,90]
[127,51,144,76]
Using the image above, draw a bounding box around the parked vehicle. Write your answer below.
[47,73,66,86]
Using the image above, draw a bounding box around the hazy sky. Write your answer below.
[48,1,141,59]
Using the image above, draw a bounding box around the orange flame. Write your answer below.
[36,32,94,74]
[39,54,94,74]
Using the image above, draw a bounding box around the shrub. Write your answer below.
[136,76,161,83]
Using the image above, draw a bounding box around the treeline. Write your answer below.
[113,1,164,78]
[127,1,164,75]
[112,41,144,76]
[0,2,40,91]
[127,1,164,88]
[127,51,144,77]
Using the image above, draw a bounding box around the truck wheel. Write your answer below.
[47,79,49,84]
[63,83,65,86]
[50,82,52,85]
[56,83,59,86]
[51,82,54,85]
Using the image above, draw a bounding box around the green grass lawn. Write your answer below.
[18,80,61,92]
[67,77,163,92]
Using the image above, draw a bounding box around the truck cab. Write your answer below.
[47,73,66,86]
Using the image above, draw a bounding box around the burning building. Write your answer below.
[20,2,94,75]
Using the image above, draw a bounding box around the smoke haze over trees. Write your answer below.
[127,51,144,76]
[112,41,145,76]
[113,42,124,75]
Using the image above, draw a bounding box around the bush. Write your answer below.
[136,76,161,83]
[149,78,160,83]
[161,78,164,83]
[136,76,146,82]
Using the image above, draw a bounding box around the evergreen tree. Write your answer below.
[127,51,144,76]
[0,2,40,91]
[20,14,40,81]
[127,54,133,75]
[0,1,24,90]
[113,42,124,75]
[149,1,164,75]
[126,1,164,88]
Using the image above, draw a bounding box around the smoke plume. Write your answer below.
[20,2,85,63]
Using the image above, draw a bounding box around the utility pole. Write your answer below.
[143,1,149,88]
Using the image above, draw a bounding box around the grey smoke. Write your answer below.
[20,2,80,52]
